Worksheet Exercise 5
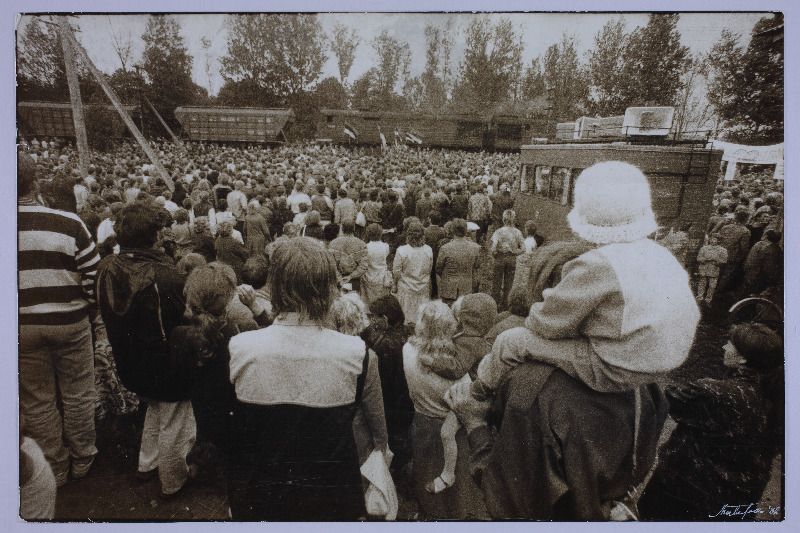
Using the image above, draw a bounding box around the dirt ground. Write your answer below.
[43,249,783,522]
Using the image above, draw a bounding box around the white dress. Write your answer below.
[361,240,390,305]
[393,244,433,324]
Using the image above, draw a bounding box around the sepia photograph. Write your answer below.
[14,3,786,524]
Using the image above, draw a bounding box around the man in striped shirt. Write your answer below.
[18,152,99,487]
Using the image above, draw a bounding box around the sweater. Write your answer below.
[19,203,100,326]
[526,238,699,374]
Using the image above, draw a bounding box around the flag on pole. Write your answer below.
[377,125,387,150]
[343,121,358,140]
[405,130,423,145]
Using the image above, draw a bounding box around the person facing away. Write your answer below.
[436,218,482,306]
[18,152,99,488]
[421,294,498,494]
[472,161,701,402]
[695,233,729,306]
[95,201,197,500]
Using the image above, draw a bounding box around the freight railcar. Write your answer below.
[490,113,551,150]
[17,101,136,139]
[513,141,722,274]
[317,109,548,151]
[175,107,294,143]
[318,108,487,149]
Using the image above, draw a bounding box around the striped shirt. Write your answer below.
[19,203,99,326]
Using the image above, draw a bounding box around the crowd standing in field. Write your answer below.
[18,136,784,521]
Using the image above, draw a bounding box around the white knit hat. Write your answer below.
[567,161,658,245]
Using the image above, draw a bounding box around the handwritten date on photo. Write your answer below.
[709,502,781,519]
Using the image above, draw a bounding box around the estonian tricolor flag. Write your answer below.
[405,131,423,145]
[343,122,358,140]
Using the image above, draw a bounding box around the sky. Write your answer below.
[16,11,770,97]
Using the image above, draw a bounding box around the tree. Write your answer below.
[106,68,145,105]
[330,23,359,86]
[414,21,456,110]
[452,17,524,112]
[586,17,628,116]
[619,14,690,109]
[216,78,280,108]
[314,76,349,110]
[672,57,717,139]
[706,15,783,143]
[542,34,588,122]
[140,15,196,130]
[107,15,134,73]
[17,16,68,101]
[371,29,411,104]
[521,57,546,101]
[221,14,327,103]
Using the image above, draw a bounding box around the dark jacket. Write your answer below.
[468,363,668,520]
[96,248,190,402]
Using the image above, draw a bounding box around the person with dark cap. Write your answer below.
[19,152,100,487]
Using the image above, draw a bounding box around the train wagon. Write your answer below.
[17,101,136,139]
[490,114,551,150]
[513,142,722,274]
[175,107,294,143]
[318,109,487,149]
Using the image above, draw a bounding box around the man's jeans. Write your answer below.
[492,253,517,309]
[19,317,98,480]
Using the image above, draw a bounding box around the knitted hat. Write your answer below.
[567,161,658,245]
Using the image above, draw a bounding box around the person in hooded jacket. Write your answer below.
[96,202,197,500]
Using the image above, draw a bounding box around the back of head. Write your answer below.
[730,323,783,375]
[406,221,425,247]
[457,293,498,336]
[411,300,457,356]
[270,237,338,321]
[330,292,370,336]
[365,223,383,242]
[241,255,270,289]
[185,262,237,318]
[116,202,164,248]
[524,219,537,237]
[567,161,657,245]
[502,209,516,227]
[451,218,468,238]
[369,294,404,328]
[18,152,38,198]
[177,253,207,276]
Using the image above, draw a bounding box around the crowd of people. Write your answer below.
[18,136,784,521]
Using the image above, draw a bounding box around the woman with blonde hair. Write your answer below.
[402,301,488,519]
[329,292,389,472]
[227,237,377,520]
[392,221,433,325]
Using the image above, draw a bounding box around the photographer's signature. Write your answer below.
[709,502,781,519]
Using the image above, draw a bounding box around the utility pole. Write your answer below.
[60,22,174,190]
[58,16,89,178]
